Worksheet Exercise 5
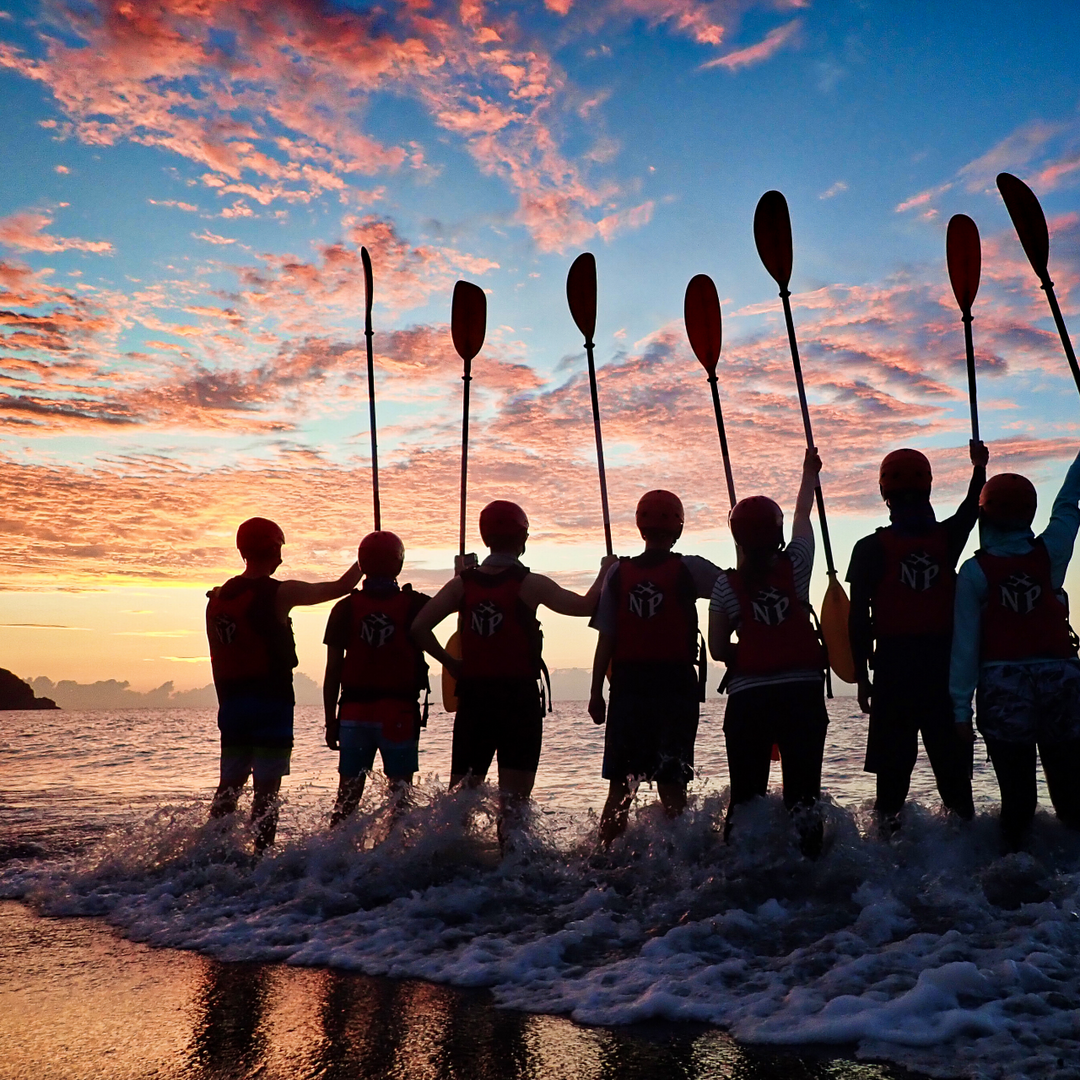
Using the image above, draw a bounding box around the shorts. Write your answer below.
[976,659,1080,745]
[451,677,543,777]
[217,695,293,787]
[603,678,699,787]
[338,699,420,779]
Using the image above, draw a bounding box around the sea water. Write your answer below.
[1,700,1079,1080]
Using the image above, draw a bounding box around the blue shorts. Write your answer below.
[217,696,293,787]
[338,699,419,779]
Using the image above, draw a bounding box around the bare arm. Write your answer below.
[276,562,362,619]
[708,607,735,665]
[410,577,465,673]
[522,555,618,617]
[588,632,616,724]
[791,447,822,543]
[323,647,344,749]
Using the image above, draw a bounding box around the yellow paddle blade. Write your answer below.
[441,630,462,713]
[820,574,856,684]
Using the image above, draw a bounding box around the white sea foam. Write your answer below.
[2,704,1080,1080]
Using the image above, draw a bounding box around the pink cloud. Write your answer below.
[703,18,801,71]
[0,210,113,254]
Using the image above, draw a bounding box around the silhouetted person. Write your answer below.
[206,517,360,850]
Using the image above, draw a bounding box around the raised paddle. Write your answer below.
[945,215,982,443]
[753,189,856,686]
[361,246,381,530]
[567,252,613,556]
[684,274,737,508]
[997,172,1080,395]
[442,279,487,713]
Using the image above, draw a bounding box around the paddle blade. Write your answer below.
[753,190,793,289]
[997,172,1050,277]
[820,575,856,684]
[451,281,487,363]
[361,245,373,319]
[946,214,981,313]
[441,631,462,713]
[684,274,722,374]
[566,252,597,342]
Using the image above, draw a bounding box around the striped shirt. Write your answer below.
[709,534,823,695]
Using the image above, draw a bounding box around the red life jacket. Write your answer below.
[206,576,297,700]
[726,554,825,675]
[612,553,697,665]
[873,524,954,636]
[976,541,1076,662]
[460,566,542,680]
[340,586,427,701]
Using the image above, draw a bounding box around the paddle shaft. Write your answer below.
[458,363,472,557]
[584,340,613,556]
[961,313,980,444]
[779,289,837,577]
[1039,274,1080,396]
[364,319,381,531]
[707,375,737,509]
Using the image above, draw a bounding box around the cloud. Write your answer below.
[0,210,113,254]
[819,181,848,200]
[192,229,237,245]
[703,18,802,71]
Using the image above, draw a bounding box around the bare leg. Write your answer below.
[251,777,282,852]
[599,779,636,847]
[210,781,243,819]
[386,776,415,823]
[330,775,366,827]
[657,783,687,818]
[496,767,535,849]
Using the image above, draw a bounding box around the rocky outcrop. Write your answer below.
[0,668,59,709]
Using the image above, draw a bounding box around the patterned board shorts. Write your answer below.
[337,699,420,779]
[976,658,1080,745]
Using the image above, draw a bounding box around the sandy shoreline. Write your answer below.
[1,901,929,1080]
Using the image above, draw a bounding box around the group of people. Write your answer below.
[204,442,1080,856]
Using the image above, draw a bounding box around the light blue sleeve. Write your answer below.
[1040,449,1080,587]
[949,556,988,725]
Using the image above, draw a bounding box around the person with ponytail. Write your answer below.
[709,449,827,857]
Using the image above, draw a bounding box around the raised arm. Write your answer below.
[944,440,988,563]
[791,448,822,543]
[523,555,618,617]
[276,562,362,618]
[410,576,465,675]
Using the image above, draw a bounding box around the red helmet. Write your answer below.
[479,500,529,548]
[879,449,932,497]
[636,490,685,536]
[358,531,405,578]
[729,496,784,550]
[236,517,285,558]
[980,473,1037,528]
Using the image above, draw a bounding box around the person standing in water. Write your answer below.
[709,449,827,858]
[322,531,431,825]
[588,490,721,846]
[206,518,361,850]
[412,501,614,839]
[847,442,987,835]
[951,453,1080,851]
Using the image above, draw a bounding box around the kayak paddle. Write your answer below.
[567,252,613,556]
[361,246,381,530]
[684,273,737,508]
[945,214,982,443]
[753,189,856,685]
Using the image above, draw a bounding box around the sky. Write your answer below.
[2,0,1080,692]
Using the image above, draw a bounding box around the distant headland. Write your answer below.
[0,669,59,710]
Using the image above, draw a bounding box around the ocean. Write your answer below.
[1,699,1078,1079]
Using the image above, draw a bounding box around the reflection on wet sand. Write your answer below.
[0,902,917,1080]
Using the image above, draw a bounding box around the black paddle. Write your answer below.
[361,246,381,530]
[567,252,613,556]
[684,274,737,508]
[753,189,855,684]
[945,215,982,443]
[997,172,1080,395]
[451,280,487,558]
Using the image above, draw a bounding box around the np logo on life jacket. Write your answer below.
[1000,573,1042,615]
[751,586,790,626]
[470,600,504,638]
[628,581,664,619]
[899,550,939,592]
[360,612,396,648]
[213,613,239,645]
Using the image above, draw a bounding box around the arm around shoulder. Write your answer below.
[277,562,362,615]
